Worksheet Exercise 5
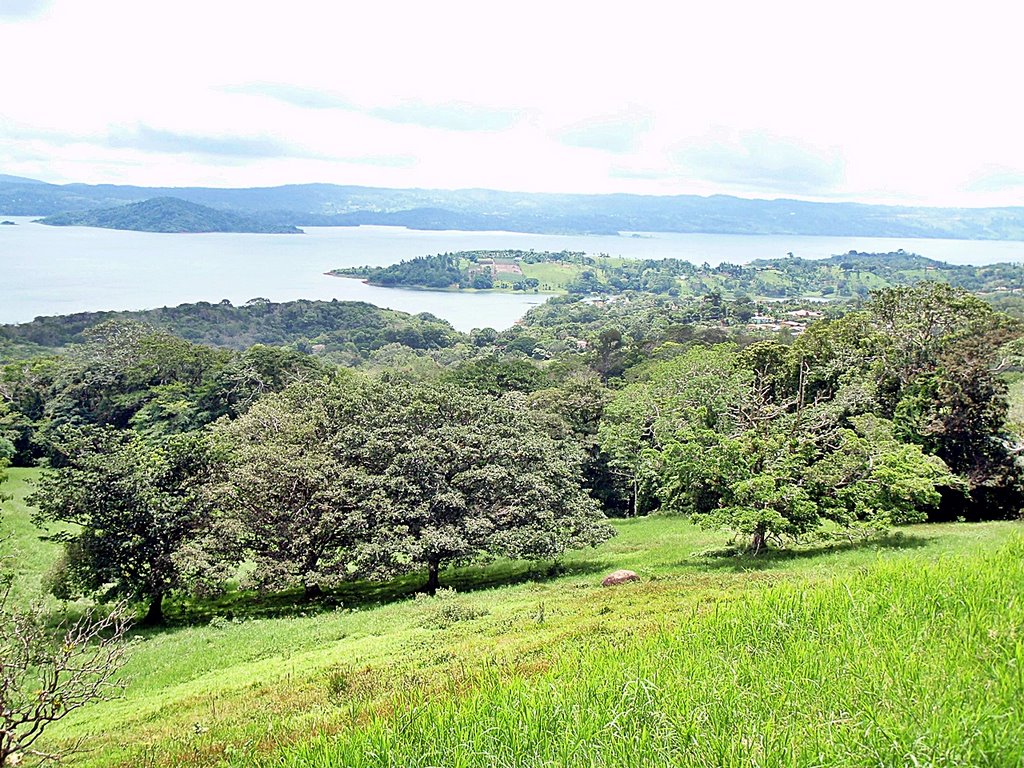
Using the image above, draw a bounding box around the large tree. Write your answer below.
[29,428,216,624]
[217,374,613,594]
[868,284,1024,517]
[353,379,613,592]
[211,373,371,596]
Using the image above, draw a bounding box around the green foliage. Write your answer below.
[214,374,613,595]
[870,284,1024,517]
[440,356,547,394]
[334,249,1024,299]
[28,428,219,623]
[0,299,463,358]
[808,415,960,527]
[350,381,613,590]
[0,320,333,463]
[334,252,463,289]
[414,587,489,628]
[601,335,965,549]
[211,372,369,595]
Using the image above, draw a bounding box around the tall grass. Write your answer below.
[278,538,1024,768]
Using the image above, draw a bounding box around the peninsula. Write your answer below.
[330,249,1024,298]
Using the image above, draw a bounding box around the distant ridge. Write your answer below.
[0,173,47,185]
[5,177,1024,240]
[35,197,303,234]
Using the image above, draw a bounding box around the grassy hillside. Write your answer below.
[3,470,1020,766]
[0,467,70,609]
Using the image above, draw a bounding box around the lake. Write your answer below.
[3,217,1024,331]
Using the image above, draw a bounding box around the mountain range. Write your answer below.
[3,175,1024,239]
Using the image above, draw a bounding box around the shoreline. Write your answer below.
[325,272,564,296]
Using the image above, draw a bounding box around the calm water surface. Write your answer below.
[3,218,1023,331]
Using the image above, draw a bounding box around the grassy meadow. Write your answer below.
[2,466,1023,766]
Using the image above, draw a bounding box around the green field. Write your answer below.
[3,467,1022,766]
[518,260,586,291]
[0,467,74,609]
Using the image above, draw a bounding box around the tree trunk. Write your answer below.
[750,524,767,555]
[303,582,323,600]
[1,734,13,768]
[425,558,440,595]
[142,592,164,626]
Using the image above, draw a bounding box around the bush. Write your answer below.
[415,588,489,629]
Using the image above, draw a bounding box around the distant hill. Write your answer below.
[0,298,461,357]
[0,174,46,185]
[334,249,1024,298]
[35,197,303,234]
[6,178,1024,239]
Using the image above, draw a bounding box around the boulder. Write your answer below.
[601,569,640,587]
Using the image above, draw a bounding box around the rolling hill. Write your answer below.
[35,197,303,234]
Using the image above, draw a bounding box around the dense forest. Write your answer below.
[332,249,1024,298]
[35,197,303,234]
[3,281,1023,627]
[0,299,461,363]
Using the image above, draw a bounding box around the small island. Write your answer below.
[35,197,303,234]
[1,220,15,225]
[330,249,1024,298]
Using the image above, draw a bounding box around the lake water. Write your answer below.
[3,217,1024,331]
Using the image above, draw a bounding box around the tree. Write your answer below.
[528,373,626,515]
[807,415,958,528]
[352,380,613,592]
[868,284,1024,517]
[29,428,217,624]
[0,590,130,766]
[211,373,370,596]
[441,356,546,395]
[599,345,750,517]
[217,375,613,595]
[607,342,957,551]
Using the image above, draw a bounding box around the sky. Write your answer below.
[1,0,1023,206]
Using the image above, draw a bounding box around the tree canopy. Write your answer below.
[215,374,613,595]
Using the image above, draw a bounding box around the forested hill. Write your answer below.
[332,249,1024,298]
[5,175,1024,238]
[35,197,303,234]
[0,299,461,358]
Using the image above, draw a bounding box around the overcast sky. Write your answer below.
[2,0,1022,206]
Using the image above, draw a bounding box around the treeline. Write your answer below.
[600,284,1024,528]
[29,374,613,623]
[567,251,1024,298]
[0,321,325,464]
[0,299,462,362]
[4,283,1023,625]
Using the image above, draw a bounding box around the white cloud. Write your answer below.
[1,0,1022,204]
